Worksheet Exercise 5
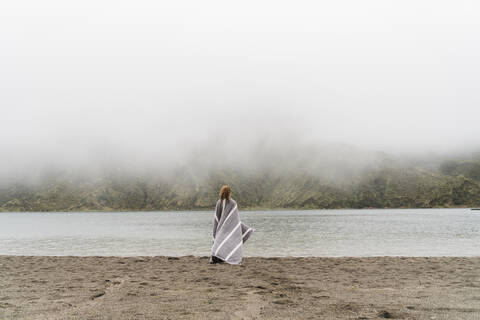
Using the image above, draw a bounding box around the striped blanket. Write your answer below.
[211,198,253,264]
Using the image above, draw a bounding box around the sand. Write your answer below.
[0,256,479,320]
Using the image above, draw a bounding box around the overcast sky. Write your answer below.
[1,1,479,175]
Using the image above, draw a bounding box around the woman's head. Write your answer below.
[219,185,231,201]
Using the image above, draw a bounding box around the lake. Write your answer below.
[0,208,478,257]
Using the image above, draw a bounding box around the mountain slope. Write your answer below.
[1,160,479,211]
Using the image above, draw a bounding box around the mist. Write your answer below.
[1,1,480,183]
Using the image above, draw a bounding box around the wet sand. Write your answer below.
[0,256,479,319]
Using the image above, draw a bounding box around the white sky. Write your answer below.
[1,0,479,174]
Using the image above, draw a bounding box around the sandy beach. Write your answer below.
[0,256,479,319]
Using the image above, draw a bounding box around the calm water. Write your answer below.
[0,209,479,257]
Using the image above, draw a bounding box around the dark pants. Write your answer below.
[210,255,224,264]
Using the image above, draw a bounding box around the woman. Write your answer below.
[210,185,253,264]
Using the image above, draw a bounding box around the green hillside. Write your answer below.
[1,153,480,211]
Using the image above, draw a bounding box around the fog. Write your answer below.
[1,1,480,182]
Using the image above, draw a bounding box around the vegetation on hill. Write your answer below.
[1,148,479,211]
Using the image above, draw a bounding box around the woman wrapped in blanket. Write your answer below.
[210,185,253,264]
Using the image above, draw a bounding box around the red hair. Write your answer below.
[219,185,231,200]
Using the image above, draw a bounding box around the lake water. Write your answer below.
[0,208,479,257]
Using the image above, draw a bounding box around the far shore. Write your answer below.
[0,205,477,213]
[1,256,479,319]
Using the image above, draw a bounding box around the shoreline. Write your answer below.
[2,254,480,258]
[0,206,475,213]
[1,256,479,319]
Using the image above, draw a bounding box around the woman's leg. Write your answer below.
[210,256,224,264]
